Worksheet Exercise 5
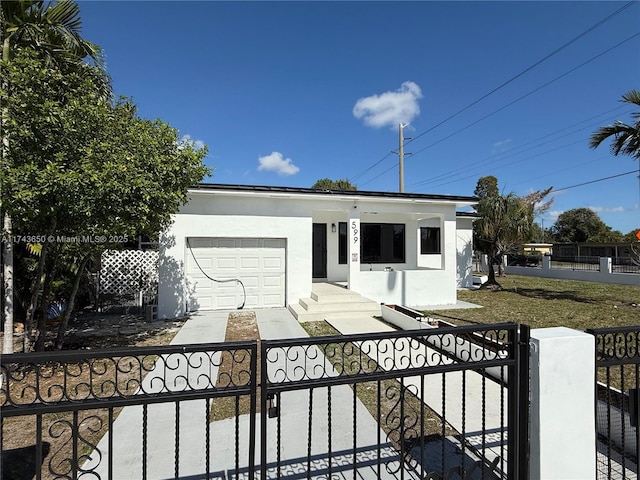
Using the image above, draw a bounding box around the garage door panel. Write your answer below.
[186,237,286,310]
[217,238,236,248]
[216,257,237,270]
[240,257,259,269]
[240,276,260,288]
[262,275,283,287]
[241,239,260,248]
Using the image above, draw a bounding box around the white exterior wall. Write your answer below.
[159,193,315,319]
[349,210,459,307]
[417,217,443,269]
[456,217,475,288]
[158,188,476,318]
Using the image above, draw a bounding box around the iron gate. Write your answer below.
[2,323,529,479]
[260,323,530,479]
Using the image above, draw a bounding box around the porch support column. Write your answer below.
[347,205,360,291]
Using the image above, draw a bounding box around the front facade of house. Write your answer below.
[157,184,477,319]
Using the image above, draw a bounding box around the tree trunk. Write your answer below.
[55,255,89,350]
[2,214,13,354]
[35,248,58,351]
[481,253,503,291]
[23,240,50,352]
[2,37,13,354]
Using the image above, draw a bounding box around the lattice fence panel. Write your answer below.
[99,250,158,299]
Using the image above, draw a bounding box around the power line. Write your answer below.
[406,31,640,162]
[408,106,633,189]
[552,170,638,193]
[351,152,393,183]
[404,0,638,148]
[350,1,637,185]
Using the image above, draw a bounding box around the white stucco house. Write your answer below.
[157,183,478,320]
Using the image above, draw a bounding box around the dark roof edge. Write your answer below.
[456,211,480,218]
[191,183,478,203]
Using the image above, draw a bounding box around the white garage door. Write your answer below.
[185,237,286,310]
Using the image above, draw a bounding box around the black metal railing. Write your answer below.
[612,258,640,274]
[2,324,530,479]
[551,255,601,271]
[260,323,530,479]
[1,342,257,480]
[587,326,640,479]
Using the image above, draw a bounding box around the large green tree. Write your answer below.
[473,176,552,289]
[550,208,621,243]
[1,0,109,353]
[3,50,209,350]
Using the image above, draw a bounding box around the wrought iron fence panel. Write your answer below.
[260,323,529,479]
[1,342,257,480]
[588,326,640,479]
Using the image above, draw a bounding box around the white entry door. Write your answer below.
[185,237,286,310]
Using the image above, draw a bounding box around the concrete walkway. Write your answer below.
[84,309,432,479]
[326,315,510,477]
[84,311,230,479]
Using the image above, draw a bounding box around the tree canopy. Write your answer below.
[473,176,552,289]
[550,208,623,243]
[311,178,357,191]
[589,89,640,160]
[2,46,209,351]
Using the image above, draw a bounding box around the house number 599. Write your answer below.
[351,221,358,243]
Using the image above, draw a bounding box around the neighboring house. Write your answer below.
[553,242,635,260]
[522,243,554,256]
[157,184,477,319]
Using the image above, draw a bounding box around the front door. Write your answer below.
[312,223,327,278]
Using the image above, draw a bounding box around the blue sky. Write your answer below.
[79,1,640,234]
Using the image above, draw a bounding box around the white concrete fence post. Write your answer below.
[529,327,596,479]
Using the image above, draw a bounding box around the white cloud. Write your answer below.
[588,206,625,214]
[491,139,512,154]
[353,81,423,129]
[257,152,300,176]
[179,134,205,150]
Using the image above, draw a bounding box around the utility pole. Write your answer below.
[394,124,411,193]
[399,123,405,192]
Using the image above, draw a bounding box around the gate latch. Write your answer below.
[267,393,280,418]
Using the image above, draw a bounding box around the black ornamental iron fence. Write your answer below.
[2,323,530,479]
[260,322,530,479]
[588,326,640,479]
[0,342,257,480]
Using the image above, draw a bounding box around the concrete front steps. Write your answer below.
[288,282,381,323]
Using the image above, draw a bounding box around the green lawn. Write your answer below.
[423,275,640,331]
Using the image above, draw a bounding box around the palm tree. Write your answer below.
[590,90,640,265]
[589,89,640,159]
[1,0,108,352]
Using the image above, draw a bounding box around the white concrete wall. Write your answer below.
[529,328,596,480]
[456,217,475,288]
[504,256,640,286]
[349,268,457,307]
